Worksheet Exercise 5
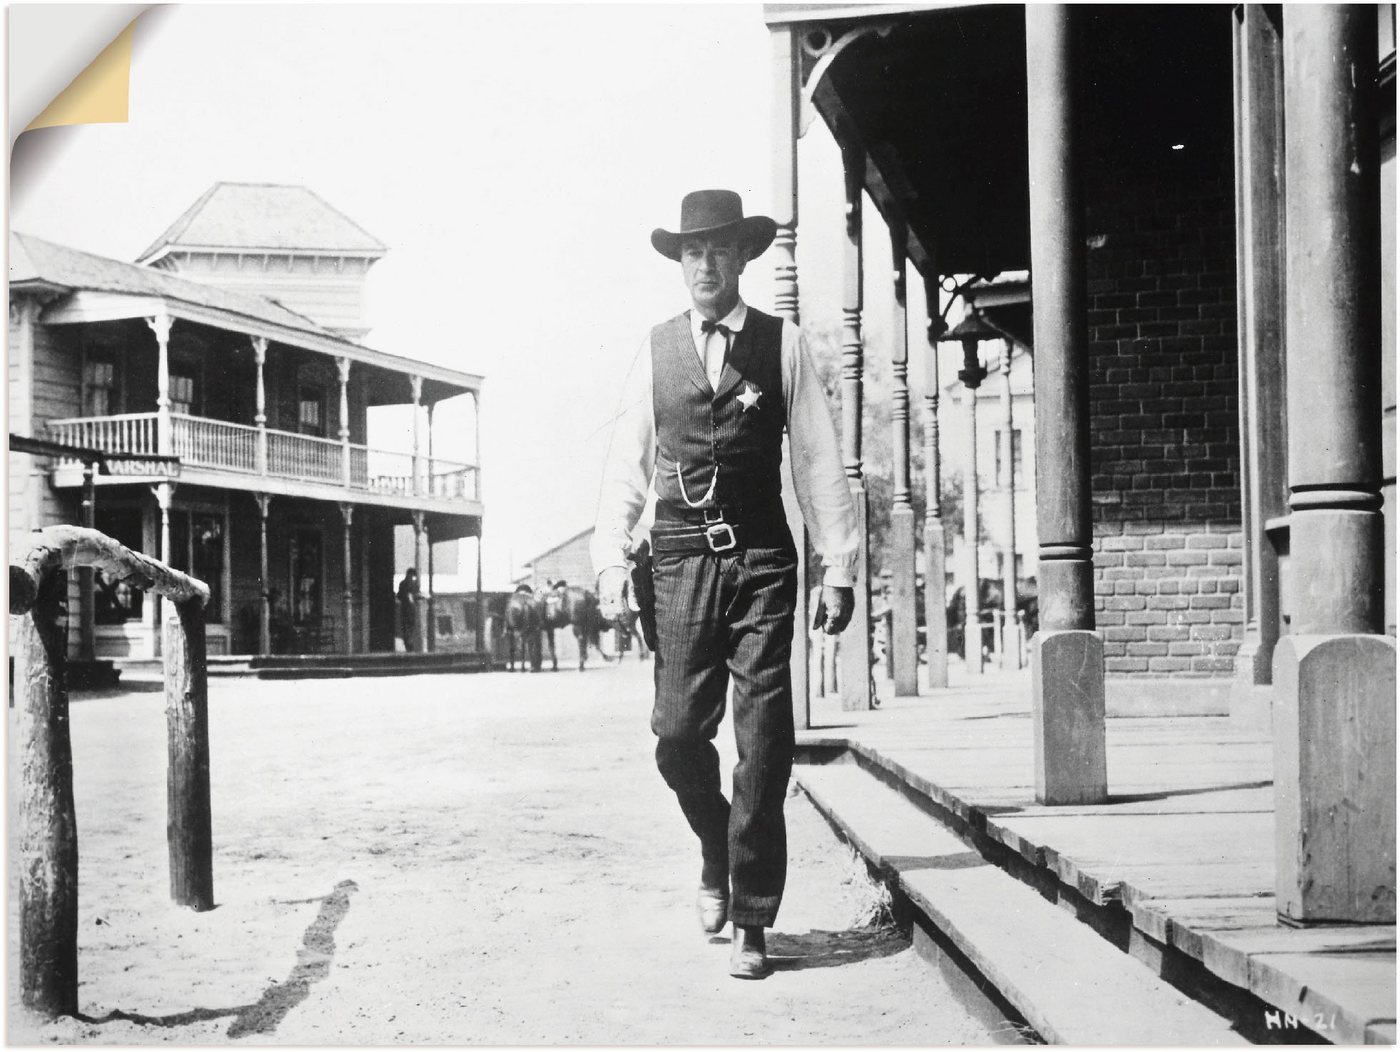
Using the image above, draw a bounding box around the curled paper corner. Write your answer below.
[22,12,145,135]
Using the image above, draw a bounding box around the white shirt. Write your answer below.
[591,299,859,587]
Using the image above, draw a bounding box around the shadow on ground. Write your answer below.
[77,879,358,1040]
[766,925,907,972]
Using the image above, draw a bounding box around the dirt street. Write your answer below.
[10,658,1019,1044]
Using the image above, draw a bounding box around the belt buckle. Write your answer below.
[701,509,736,553]
[705,522,736,553]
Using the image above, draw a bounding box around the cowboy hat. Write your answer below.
[650,189,777,262]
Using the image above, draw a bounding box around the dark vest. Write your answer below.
[651,308,786,514]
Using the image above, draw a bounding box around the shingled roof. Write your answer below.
[135,182,388,263]
[12,230,335,335]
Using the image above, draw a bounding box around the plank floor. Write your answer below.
[799,669,1396,1045]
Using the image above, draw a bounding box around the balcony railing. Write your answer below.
[44,412,480,504]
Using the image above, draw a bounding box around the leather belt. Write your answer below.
[650,521,789,555]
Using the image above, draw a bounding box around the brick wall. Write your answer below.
[1094,522,1243,675]
[1084,158,1243,676]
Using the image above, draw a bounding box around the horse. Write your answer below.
[540,583,615,671]
[503,585,543,672]
[613,605,651,661]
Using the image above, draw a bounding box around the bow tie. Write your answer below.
[699,319,731,338]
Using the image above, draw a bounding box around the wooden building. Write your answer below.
[8,184,483,659]
[766,4,1395,923]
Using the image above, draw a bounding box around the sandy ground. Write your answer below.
[9,658,1021,1045]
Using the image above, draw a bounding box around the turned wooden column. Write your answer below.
[958,347,986,676]
[338,357,352,488]
[411,510,427,653]
[1274,4,1393,924]
[252,337,268,477]
[998,341,1022,671]
[410,375,424,498]
[888,218,918,697]
[771,21,809,726]
[256,494,271,656]
[148,312,174,456]
[1026,3,1107,805]
[922,276,949,690]
[838,143,873,712]
[339,503,355,655]
[1231,5,1287,698]
[77,463,96,662]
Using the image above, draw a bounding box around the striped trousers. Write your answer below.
[650,540,798,929]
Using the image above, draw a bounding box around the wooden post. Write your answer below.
[888,218,919,697]
[471,391,482,502]
[148,312,173,457]
[14,566,78,1017]
[78,463,96,662]
[339,503,355,654]
[164,598,213,911]
[11,526,213,1015]
[338,357,352,489]
[1275,4,1394,924]
[838,143,873,712]
[256,494,271,656]
[772,22,809,728]
[410,375,424,498]
[252,337,268,477]
[1232,5,1287,697]
[426,401,436,499]
[412,510,426,652]
[425,516,436,653]
[922,276,949,690]
[1026,3,1107,805]
[999,341,1022,671]
[958,373,983,675]
[153,481,174,658]
[475,529,485,655]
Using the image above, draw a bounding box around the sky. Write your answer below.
[10,3,935,589]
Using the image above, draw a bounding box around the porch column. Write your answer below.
[337,357,352,488]
[1232,5,1287,698]
[923,277,949,689]
[425,517,436,653]
[475,529,485,654]
[1025,3,1107,805]
[411,510,427,652]
[410,375,424,498]
[957,350,986,676]
[78,462,97,662]
[888,218,918,696]
[772,21,809,726]
[471,391,482,502]
[252,337,268,477]
[426,402,436,499]
[153,482,174,658]
[999,341,1022,671]
[338,503,355,655]
[256,494,271,656]
[838,143,873,712]
[1275,4,1393,924]
[148,312,173,456]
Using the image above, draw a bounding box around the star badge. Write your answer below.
[737,383,762,412]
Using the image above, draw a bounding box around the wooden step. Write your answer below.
[795,761,1249,1047]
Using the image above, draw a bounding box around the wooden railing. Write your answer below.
[43,414,479,504]
[268,428,342,484]
[171,413,258,472]
[10,525,213,1017]
[47,413,158,460]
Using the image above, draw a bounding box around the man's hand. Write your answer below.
[597,566,631,621]
[818,585,854,635]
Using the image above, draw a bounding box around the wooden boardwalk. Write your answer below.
[798,669,1396,1045]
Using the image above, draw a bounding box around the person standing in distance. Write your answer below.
[593,189,858,979]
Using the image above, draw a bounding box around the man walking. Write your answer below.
[593,189,857,979]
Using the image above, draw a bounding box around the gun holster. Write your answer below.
[628,540,658,651]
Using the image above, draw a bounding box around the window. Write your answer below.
[437,614,455,638]
[83,358,117,416]
[170,374,195,417]
[298,385,325,436]
[994,429,1023,489]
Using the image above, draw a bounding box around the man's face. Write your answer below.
[681,236,746,318]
